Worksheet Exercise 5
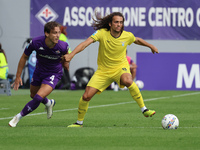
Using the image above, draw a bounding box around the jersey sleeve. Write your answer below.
[90,30,102,42]
[62,41,69,55]
[63,43,69,55]
[24,40,35,56]
[128,32,136,45]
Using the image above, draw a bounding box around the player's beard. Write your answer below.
[112,25,124,34]
[112,28,123,36]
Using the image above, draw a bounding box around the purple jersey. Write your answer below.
[24,36,68,75]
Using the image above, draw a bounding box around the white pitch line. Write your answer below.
[0,108,9,111]
[172,92,200,97]
[0,92,200,121]
[83,126,200,129]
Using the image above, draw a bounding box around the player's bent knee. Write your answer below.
[82,94,91,101]
[33,94,44,103]
[122,80,132,87]
[126,81,133,87]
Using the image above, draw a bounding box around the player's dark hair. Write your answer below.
[44,21,60,34]
[92,12,124,31]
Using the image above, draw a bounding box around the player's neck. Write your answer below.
[110,30,122,38]
[45,38,56,49]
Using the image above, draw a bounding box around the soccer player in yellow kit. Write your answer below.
[64,12,159,127]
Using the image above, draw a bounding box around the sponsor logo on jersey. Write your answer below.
[122,68,127,71]
[39,54,60,60]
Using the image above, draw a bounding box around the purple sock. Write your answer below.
[42,97,49,105]
[20,94,43,116]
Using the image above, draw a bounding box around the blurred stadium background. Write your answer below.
[0,0,200,91]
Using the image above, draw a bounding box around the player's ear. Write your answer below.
[109,22,111,27]
[44,32,49,37]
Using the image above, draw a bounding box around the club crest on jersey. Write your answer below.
[55,50,60,54]
[35,4,58,25]
[121,41,125,46]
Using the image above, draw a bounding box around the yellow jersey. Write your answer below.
[90,28,135,70]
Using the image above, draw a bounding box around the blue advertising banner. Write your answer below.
[136,53,200,90]
[31,0,200,40]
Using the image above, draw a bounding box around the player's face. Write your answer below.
[109,16,124,33]
[45,26,61,44]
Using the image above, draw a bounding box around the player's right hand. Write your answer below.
[11,77,23,91]
[151,45,159,54]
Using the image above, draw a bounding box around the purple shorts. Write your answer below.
[31,69,62,89]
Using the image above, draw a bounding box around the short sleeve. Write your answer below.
[90,30,102,42]
[128,32,136,45]
[24,40,35,56]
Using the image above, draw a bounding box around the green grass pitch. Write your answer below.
[0,89,200,150]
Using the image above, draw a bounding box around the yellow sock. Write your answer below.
[128,82,145,108]
[77,97,89,121]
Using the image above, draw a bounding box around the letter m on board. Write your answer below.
[176,64,200,89]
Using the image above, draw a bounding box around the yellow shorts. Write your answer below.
[87,63,131,94]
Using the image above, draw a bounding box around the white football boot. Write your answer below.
[9,116,20,127]
[45,99,56,119]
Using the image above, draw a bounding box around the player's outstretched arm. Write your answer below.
[63,37,94,62]
[12,53,29,90]
[134,37,159,54]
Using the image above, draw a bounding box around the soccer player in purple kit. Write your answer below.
[9,21,69,127]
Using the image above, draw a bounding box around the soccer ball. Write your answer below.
[135,80,144,89]
[161,114,179,129]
